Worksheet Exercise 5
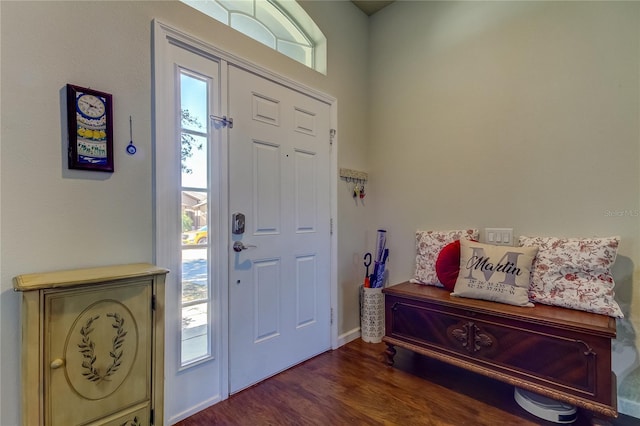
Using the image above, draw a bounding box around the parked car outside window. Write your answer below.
[183,225,207,245]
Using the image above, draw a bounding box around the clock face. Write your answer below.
[76,93,106,119]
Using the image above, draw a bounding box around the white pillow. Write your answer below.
[451,239,537,307]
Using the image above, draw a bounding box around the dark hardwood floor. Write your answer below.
[175,339,640,425]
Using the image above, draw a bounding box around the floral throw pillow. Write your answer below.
[412,229,479,286]
[519,236,623,318]
[451,239,537,307]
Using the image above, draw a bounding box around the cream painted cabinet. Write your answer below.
[14,263,169,426]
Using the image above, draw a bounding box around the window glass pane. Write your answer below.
[278,40,312,67]
[182,247,209,300]
[181,233,210,363]
[218,0,253,14]
[182,0,229,25]
[180,73,208,133]
[181,134,207,188]
[181,190,208,243]
[181,301,210,363]
[256,1,309,45]
[231,14,276,48]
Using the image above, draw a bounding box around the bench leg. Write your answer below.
[384,343,396,365]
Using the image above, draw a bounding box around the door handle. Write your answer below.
[233,241,257,252]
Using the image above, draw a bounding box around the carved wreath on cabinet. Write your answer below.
[120,416,141,426]
[78,312,127,383]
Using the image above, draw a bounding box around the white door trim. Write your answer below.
[152,19,338,424]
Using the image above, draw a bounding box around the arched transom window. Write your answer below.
[181,0,327,74]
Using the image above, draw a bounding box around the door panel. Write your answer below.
[294,149,318,231]
[229,65,331,393]
[296,254,317,326]
[252,94,280,126]
[254,141,281,233]
[254,258,281,341]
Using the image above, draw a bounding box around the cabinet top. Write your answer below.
[13,263,170,292]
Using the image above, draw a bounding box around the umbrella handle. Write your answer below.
[363,252,372,277]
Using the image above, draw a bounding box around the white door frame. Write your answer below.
[152,20,338,424]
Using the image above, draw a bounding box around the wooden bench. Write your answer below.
[383,281,617,418]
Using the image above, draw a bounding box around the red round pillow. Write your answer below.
[436,240,463,291]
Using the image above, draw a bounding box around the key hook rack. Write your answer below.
[340,168,368,199]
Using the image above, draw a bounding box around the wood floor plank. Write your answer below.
[175,339,639,425]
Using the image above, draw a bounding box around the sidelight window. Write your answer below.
[180,70,212,366]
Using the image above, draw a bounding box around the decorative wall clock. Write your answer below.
[66,84,114,172]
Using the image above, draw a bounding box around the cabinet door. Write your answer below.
[45,280,153,426]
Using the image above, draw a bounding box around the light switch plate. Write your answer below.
[485,228,513,246]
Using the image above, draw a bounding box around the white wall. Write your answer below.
[368,0,640,416]
[5,0,637,422]
[0,1,369,424]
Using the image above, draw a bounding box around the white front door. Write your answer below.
[228,65,332,393]
[155,22,336,422]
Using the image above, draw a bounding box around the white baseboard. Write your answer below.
[619,397,640,420]
[337,327,361,348]
[167,394,222,425]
